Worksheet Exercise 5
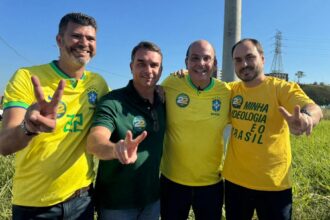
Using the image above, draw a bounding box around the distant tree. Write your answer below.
[295,71,305,84]
[313,82,318,85]
[300,84,330,106]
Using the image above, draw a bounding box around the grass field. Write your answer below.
[0,117,329,219]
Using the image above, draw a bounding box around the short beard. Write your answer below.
[238,66,260,82]
[62,41,92,66]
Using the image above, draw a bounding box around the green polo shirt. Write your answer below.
[92,80,166,209]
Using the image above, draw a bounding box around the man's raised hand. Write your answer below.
[278,105,313,136]
[24,76,65,133]
[115,130,147,164]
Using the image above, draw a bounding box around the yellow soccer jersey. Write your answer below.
[3,61,109,206]
[161,75,231,186]
[223,77,314,191]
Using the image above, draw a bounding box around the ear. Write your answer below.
[185,57,188,69]
[130,62,133,74]
[159,65,163,74]
[56,35,62,48]
[212,57,218,74]
[261,55,265,64]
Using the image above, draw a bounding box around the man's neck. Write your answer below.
[56,60,85,79]
[133,82,155,104]
[190,77,211,91]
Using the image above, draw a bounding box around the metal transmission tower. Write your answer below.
[221,0,241,82]
[270,31,284,73]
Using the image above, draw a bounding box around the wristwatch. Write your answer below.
[300,109,312,117]
[20,120,38,136]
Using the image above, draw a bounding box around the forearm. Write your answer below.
[0,125,34,155]
[0,108,35,156]
[86,130,117,160]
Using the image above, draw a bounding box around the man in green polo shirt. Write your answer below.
[87,41,165,220]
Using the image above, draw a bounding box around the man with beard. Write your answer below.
[222,38,323,220]
[0,13,108,219]
[160,40,231,220]
[87,41,165,220]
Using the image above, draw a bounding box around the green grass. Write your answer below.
[0,120,329,219]
[291,120,330,220]
[0,154,14,220]
[322,108,330,120]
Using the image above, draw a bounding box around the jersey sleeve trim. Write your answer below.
[3,101,29,110]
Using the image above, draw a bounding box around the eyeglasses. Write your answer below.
[188,55,214,64]
[150,108,159,132]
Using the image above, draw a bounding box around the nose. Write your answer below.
[78,36,88,46]
[145,65,153,73]
[241,59,248,67]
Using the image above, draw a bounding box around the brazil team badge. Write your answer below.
[87,88,98,105]
[212,99,221,112]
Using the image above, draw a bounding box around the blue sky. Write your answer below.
[1,0,330,94]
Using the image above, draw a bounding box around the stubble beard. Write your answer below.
[238,66,261,82]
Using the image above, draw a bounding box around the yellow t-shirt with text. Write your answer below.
[223,77,314,191]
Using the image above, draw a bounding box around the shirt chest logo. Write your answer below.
[176,93,190,108]
[212,99,221,112]
[232,95,243,109]
[87,88,98,105]
[132,116,146,133]
[47,95,66,119]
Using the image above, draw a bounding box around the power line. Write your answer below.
[0,34,34,64]
[0,34,128,79]
[88,65,128,79]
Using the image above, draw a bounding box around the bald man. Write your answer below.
[160,40,231,220]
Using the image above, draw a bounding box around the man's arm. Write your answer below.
[0,108,34,155]
[0,76,65,156]
[87,126,147,164]
[279,103,323,136]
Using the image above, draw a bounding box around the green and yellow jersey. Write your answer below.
[3,61,109,206]
[161,74,231,186]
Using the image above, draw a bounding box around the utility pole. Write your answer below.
[221,0,241,82]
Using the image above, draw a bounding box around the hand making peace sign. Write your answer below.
[24,76,65,134]
[115,130,148,164]
[278,105,313,136]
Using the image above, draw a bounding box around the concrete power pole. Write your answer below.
[221,0,241,82]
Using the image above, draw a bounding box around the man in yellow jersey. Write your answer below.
[160,40,231,220]
[0,13,108,219]
[223,38,323,220]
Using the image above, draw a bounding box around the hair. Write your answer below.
[231,38,264,57]
[58,12,97,36]
[130,41,163,63]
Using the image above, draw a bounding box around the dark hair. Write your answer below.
[131,41,163,63]
[58,12,97,36]
[231,38,264,57]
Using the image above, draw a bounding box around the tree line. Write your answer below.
[300,84,330,106]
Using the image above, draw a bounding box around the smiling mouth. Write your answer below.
[72,48,91,56]
[195,69,208,76]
